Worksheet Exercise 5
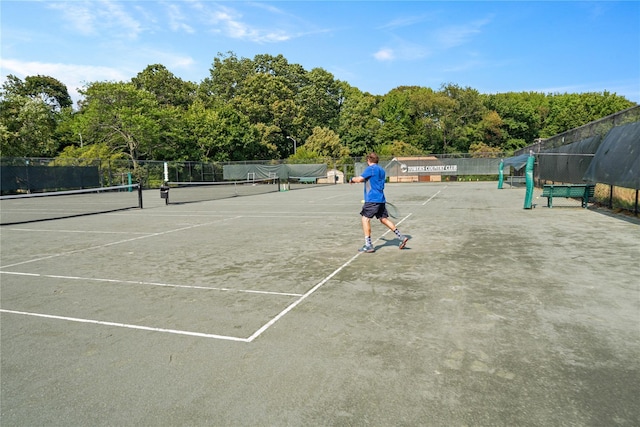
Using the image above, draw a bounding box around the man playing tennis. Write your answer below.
[350,152,409,253]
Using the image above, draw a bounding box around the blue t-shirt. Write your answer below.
[361,163,386,203]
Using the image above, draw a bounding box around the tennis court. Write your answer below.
[1,182,638,425]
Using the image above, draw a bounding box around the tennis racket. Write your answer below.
[386,202,400,218]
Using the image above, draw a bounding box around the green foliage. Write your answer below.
[482,91,548,144]
[0,94,58,157]
[337,83,380,157]
[374,140,424,157]
[57,142,126,163]
[2,74,72,111]
[76,81,163,164]
[297,67,342,135]
[469,142,502,157]
[0,75,71,156]
[540,92,633,138]
[287,145,321,163]
[301,126,349,159]
[23,75,73,111]
[2,53,636,163]
[131,64,197,108]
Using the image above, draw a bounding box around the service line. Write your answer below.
[1,215,412,343]
[0,271,303,297]
[0,217,242,269]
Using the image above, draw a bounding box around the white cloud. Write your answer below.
[1,58,129,108]
[374,48,395,61]
[196,3,291,43]
[378,14,432,30]
[435,18,492,49]
[47,0,143,40]
[373,38,431,62]
[139,50,196,71]
[101,0,143,38]
[47,2,97,36]
[167,4,195,34]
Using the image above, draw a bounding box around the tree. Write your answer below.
[296,67,342,135]
[232,72,300,158]
[300,126,349,159]
[374,140,424,157]
[183,99,274,161]
[469,142,502,158]
[131,64,197,109]
[0,74,72,156]
[1,74,72,111]
[482,92,548,147]
[439,83,487,153]
[402,86,446,152]
[337,83,380,156]
[201,51,255,103]
[475,110,504,147]
[541,92,634,137]
[3,52,636,161]
[0,94,58,157]
[75,81,163,170]
[373,88,412,148]
[57,141,127,164]
[23,75,73,111]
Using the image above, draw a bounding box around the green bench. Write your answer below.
[541,184,595,208]
[296,177,317,184]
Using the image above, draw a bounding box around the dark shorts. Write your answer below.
[360,202,389,219]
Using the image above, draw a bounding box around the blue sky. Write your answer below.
[2,1,639,107]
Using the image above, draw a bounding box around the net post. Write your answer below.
[138,183,143,209]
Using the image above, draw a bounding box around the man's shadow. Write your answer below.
[375,235,412,251]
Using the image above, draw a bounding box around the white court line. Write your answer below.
[0,271,303,297]
[0,309,250,342]
[0,217,242,269]
[246,214,412,342]
[4,228,150,235]
[422,187,445,205]
[317,194,344,201]
[0,215,413,342]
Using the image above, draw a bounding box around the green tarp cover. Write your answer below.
[223,164,327,180]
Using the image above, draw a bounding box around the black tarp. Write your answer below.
[583,122,640,189]
[537,135,602,183]
[1,165,100,194]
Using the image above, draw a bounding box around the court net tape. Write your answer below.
[0,184,142,226]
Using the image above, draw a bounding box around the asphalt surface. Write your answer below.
[1,182,638,426]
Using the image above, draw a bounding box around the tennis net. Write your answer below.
[286,176,337,190]
[0,184,143,225]
[165,178,279,204]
